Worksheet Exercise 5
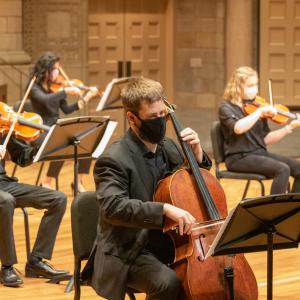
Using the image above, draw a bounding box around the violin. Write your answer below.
[0,102,49,142]
[243,95,298,124]
[50,66,100,98]
[50,75,93,94]
[154,101,258,299]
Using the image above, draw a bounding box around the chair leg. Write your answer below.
[258,180,265,196]
[55,177,59,191]
[241,180,251,200]
[73,258,81,299]
[11,164,18,177]
[127,293,136,300]
[35,162,45,186]
[21,208,31,261]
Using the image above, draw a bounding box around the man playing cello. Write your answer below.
[84,77,212,300]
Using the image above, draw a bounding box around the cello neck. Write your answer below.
[166,102,220,220]
[17,115,50,132]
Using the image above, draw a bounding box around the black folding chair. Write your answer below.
[210,120,269,199]
[71,191,136,300]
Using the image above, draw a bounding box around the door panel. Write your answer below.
[260,0,300,105]
[125,0,166,82]
[88,0,166,92]
[88,0,124,88]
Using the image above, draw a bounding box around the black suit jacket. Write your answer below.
[89,130,211,299]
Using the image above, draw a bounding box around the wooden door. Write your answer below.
[88,0,125,89]
[87,0,169,138]
[260,0,300,106]
[124,0,166,81]
[87,0,167,112]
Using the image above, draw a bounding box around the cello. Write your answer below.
[154,101,258,299]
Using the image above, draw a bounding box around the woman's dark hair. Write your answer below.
[30,52,60,85]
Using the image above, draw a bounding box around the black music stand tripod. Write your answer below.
[206,193,300,300]
[34,116,111,197]
[33,116,111,289]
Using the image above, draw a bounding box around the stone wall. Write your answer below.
[23,0,88,82]
[0,0,22,54]
[174,0,225,110]
[0,0,88,108]
[0,0,31,105]
[0,0,258,115]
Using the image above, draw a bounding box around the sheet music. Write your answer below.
[33,124,56,163]
[92,120,118,158]
[33,116,111,163]
[204,208,236,259]
[96,77,130,111]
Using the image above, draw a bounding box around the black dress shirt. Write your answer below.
[219,101,270,161]
[29,83,80,126]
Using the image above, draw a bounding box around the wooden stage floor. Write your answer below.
[0,160,300,300]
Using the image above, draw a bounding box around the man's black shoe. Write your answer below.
[0,266,23,287]
[25,260,69,279]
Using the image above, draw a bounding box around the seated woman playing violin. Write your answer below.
[29,52,98,191]
[219,66,300,194]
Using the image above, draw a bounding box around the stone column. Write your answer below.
[226,0,253,80]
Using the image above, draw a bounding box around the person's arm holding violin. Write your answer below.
[264,114,300,145]
[76,87,99,110]
[234,104,277,134]
[30,83,81,107]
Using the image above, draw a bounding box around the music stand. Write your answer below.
[33,116,116,291]
[205,193,300,300]
[96,77,131,133]
[96,77,130,111]
[34,116,113,197]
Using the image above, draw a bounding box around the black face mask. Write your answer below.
[135,115,167,144]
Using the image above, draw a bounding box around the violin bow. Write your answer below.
[58,66,88,100]
[58,66,73,86]
[2,75,36,148]
[268,79,274,107]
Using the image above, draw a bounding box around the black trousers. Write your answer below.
[226,151,300,194]
[0,179,66,266]
[47,159,92,178]
[126,251,181,300]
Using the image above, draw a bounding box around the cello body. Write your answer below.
[155,168,258,300]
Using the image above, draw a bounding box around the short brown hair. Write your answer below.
[121,77,163,114]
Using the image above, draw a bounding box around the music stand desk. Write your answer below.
[34,115,114,197]
[206,193,300,300]
[33,116,116,291]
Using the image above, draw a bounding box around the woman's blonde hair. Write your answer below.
[224,66,258,104]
